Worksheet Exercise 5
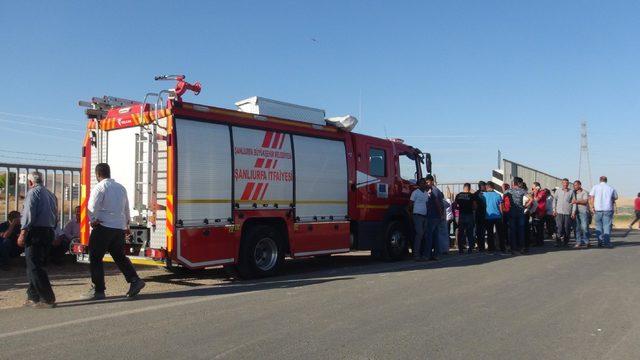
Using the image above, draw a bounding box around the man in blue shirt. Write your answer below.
[482,182,505,253]
[17,171,58,308]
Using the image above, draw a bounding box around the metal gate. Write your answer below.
[0,162,81,230]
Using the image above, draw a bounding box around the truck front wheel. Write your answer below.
[237,225,284,279]
[382,220,409,261]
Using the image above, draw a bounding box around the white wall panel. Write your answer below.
[107,127,137,216]
[176,119,232,225]
[293,136,347,221]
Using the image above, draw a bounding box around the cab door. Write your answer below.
[354,138,393,221]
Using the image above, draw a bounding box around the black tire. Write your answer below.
[236,225,285,279]
[381,220,409,261]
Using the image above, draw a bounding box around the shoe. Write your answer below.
[429,256,439,261]
[573,244,581,249]
[126,279,146,298]
[23,299,39,307]
[34,301,57,309]
[80,287,106,301]
[522,249,529,254]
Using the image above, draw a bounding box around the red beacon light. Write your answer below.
[154,74,202,102]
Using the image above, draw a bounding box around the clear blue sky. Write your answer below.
[1,1,638,195]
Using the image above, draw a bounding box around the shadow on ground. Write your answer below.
[2,229,638,307]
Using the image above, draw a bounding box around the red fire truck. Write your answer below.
[73,76,431,278]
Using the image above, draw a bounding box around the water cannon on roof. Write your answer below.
[154,74,202,102]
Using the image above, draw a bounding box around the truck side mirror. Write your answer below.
[425,153,432,174]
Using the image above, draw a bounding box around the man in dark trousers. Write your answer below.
[454,183,476,254]
[81,163,145,300]
[473,181,487,251]
[17,171,58,308]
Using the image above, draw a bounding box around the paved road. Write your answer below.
[1,230,640,359]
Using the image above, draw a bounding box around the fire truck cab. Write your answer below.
[74,78,431,278]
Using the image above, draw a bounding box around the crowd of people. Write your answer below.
[0,164,145,308]
[0,164,631,307]
[410,175,621,261]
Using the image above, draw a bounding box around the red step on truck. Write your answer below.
[73,76,431,278]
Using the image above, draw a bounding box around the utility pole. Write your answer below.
[578,121,593,189]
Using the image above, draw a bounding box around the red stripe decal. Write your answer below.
[264,159,272,169]
[254,158,265,168]
[272,159,278,169]
[262,131,273,147]
[241,182,255,200]
[271,133,281,148]
[252,183,264,201]
[278,133,286,149]
[260,183,269,200]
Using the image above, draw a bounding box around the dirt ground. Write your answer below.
[0,257,236,310]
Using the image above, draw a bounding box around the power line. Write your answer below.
[0,154,80,165]
[0,149,79,159]
[0,111,81,126]
[2,126,80,142]
[0,118,84,133]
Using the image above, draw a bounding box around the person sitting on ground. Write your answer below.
[0,211,22,270]
[51,206,80,264]
[629,192,640,230]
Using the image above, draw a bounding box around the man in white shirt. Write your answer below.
[589,175,618,248]
[81,163,145,300]
[410,178,429,261]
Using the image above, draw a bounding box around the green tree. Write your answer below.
[0,172,17,190]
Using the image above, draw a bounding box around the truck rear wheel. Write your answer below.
[237,225,284,279]
[382,220,409,261]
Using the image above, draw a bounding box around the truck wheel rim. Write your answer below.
[390,230,405,252]
[254,237,278,271]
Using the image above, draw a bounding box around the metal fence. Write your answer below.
[502,159,563,191]
[437,182,478,200]
[0,162,81,230]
